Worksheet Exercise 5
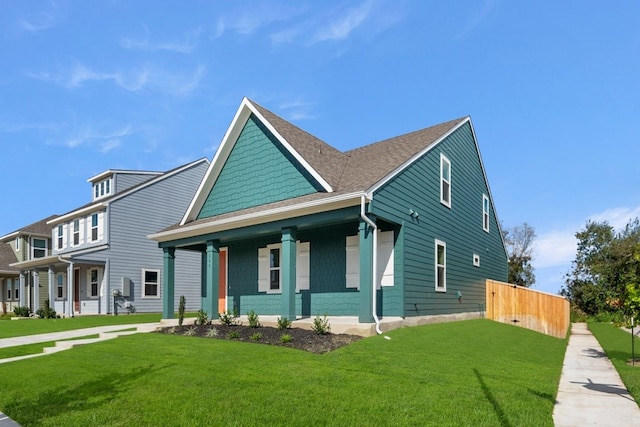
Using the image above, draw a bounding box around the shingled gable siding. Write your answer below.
[226,224,359,317]
[73,162,208,314]
[197,114,323,219]
[372,122,508,317]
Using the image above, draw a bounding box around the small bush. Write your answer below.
[277,317,292,330]
[36,300,57,319]
[227,331,240,339]
[168,327,177,334]
[178,295,186,326]
[312,314,331,335]
[184,326,197,336]
[247,309,261,328]
[280,334,292,343]
[13,306,31,318]
[250,332,262,341]
[195,309,209,326]
[205,328,219,338]
[218,308,240,326]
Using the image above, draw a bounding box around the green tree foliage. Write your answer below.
[562,218,640,316]
[502,222,536,287]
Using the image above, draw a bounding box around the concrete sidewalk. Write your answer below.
[553,322,640,426]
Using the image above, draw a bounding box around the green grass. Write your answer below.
[0,319,567,426]
[0,313,161,338]
[0,335,100,360]
[588,322,640,403]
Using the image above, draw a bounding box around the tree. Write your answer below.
[502,222,536,287]
[562,218,640,316]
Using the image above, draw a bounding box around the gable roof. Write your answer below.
[0,215,60,242]
[0,242,19,274]
[152,99,472,243]
[48,158,210,227]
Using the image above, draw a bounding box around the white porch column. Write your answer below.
[67,262,74,317]
[18,272,25,307]
[48,266,55,308]
[32,271,40,311]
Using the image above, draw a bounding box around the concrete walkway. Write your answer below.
[553,322,640,426]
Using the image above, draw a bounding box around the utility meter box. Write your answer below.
[122,277,131,297]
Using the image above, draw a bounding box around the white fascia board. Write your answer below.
[245,99,333,193]
[152,191,364,243]
[10,255,60,269]
[87,169,161,183]
[181,101,252,225]
[0,231,19,242]
[47,203,107,226]
[366,117,470,196]
[58,244,109,258]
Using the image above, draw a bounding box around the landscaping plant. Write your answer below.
[178,295,186,326]
[247,309,261,328]
[277,317,292,330]
[312,314,331,335]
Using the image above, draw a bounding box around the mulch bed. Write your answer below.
[155,324,362,354]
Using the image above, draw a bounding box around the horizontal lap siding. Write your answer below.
[114,173,159,194]
[373,122,507,317]
[106,162,208,313]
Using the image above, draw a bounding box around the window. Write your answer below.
[100,181,105,196]
[483,194,490,233]
[88,268,99,298]
[15,237,19,252]
[106,178,111,195]
[15,286,19,300]
[269,248,281,290]
[435,240,446,292]
[57,225,64,249]
[73,219,80,245]
[94,184,99,199]
[6,279,11,301]
[142,269,160,298]
[32,238,47,259]
[57,273,65,299]
[473,253,481,267]
[91,214,98,241]
[440,154,451,207]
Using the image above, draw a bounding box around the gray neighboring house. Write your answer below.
[10,158,209,317]
[0,215,59,314]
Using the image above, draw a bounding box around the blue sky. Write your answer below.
[1,1,639,295]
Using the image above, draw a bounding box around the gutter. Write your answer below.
[360,195,382,335]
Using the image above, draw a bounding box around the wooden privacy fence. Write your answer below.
[486,279,569,339]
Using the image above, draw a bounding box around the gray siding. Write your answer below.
[373,122,508,317]
[76,161,208,313]
[114,172,161,194]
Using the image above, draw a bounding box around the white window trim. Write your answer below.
[345,230,395,289]
[435,239,446,292]
[482,194,490,233]
[142,268,161,299]
[15,237,20,252]
[440,153,451,208]
[57,225,64,250]
[473,253,481,267]
[56,272,67,300]
[258,242,310,294]
[31,237,47,259]
[87,268,101,299]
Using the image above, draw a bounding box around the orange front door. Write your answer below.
[218,250,227,313]
[73,269,80,312]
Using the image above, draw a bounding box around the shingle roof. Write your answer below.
[0,243,19,273]
[0,215,59,241]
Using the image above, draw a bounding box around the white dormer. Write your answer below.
[88,171,114,201]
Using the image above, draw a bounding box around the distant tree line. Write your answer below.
[561,218,640,318]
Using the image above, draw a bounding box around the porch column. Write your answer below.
[202,240,220,319]
[18,272,25,307]
[66,262,74,318]
[48,266,55,308]
[359,218,375,323]
[281,227,297,321]
[162,247,176,319]
[32,271,40,311]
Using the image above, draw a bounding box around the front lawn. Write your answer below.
[588,322,640,404]
[0,313,161,338]
[0,319,566,426]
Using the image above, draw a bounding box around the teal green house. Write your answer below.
[150,98,508,332]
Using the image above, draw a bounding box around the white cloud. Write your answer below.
[66,64,149,91]
[121,26,202,53]
[311,1,373,43]
[455,0,496,40]
[590,206,640,230]
[64,124,132,151]
[100,139,122,153]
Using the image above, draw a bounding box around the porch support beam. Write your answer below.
[202,240,220,319]
[18,272,25,307]
[66,262,74,318]
[32,271,40,311]
[162,247,176,319]
[48,266,55,309]
[359,218,375,323]
[281,227,297,321]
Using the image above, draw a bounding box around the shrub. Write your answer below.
[277,317,292,330]
[250,332,262,341]
[280,334,292,343]
[195,309,209,326]
[247,309,261,328]
[218,308,240,326]
[13,306,31,318]
[312,314,331,335]
[36,300,57,319]
[205,328,219,338]
[178,295,186,326]
[184,326,197,336]
[227,331,239,339]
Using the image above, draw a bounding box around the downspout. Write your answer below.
[360,195,383,335]
[58,256,73,318]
